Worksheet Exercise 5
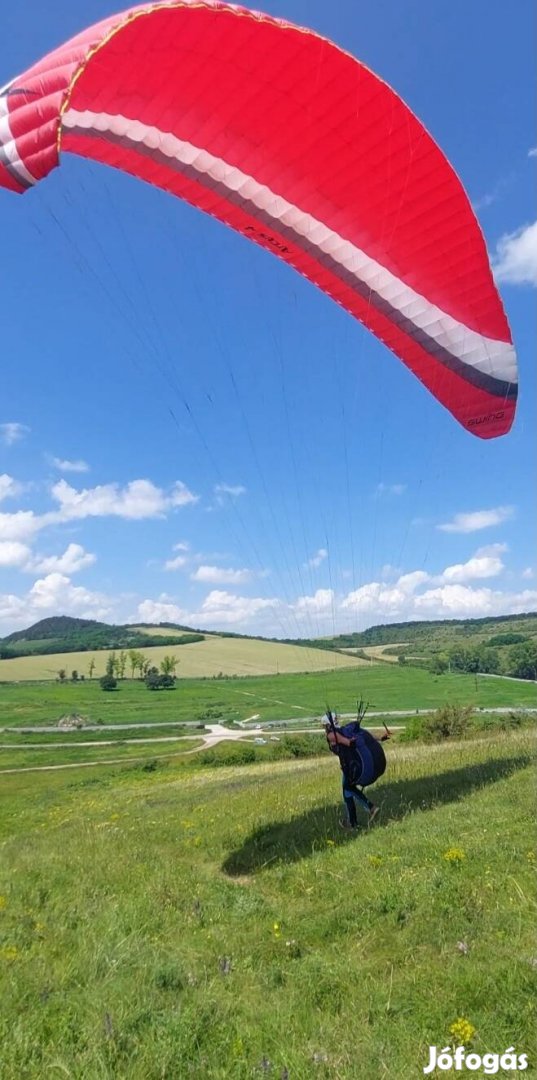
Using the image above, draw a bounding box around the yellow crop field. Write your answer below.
[341,643,408,663]
[0,637,368,681]
[129,626,202,638]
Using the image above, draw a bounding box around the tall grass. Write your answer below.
[0,731,535,1078]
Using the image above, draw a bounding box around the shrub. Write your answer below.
[145,672,176,690]
[422,703,473,741]
[99,674,117,691]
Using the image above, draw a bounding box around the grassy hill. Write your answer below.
[0,616,204,659]
[2,613,536,683]
[0,637,366,683]
[291,612,537,651]
[0,729,534,1078]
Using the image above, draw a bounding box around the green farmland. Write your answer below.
[0,666,536,731]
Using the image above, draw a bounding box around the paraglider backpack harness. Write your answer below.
[325,698,388,790]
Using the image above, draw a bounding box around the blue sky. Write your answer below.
[0,0,535,638]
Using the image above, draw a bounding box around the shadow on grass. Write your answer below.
[222,753,532,877]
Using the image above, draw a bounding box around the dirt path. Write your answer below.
[0,721,408,774]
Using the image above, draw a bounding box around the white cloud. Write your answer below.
[439,545,506,584]
[164,541,192,571]
[0,423,29,446]
[30,543,96,575]
[191,564,254,585]
[0,573,112,633]
[50,457,90,474]
[51,478,198,521]
[414,584,537,618]
[164,555,188,571]
[339,574,537,625]
[474,542,509,557]
[438,506,514,533]
[137,590,277,629]
[220,485,245,498]
[396,570,430,593]
[528,148,537,158]
[195,589,278,626]
[0,541,32,568]
[492,220,537,286]
[214,483,246,502]
[28,573,110,618]
[342,582,403,617]
[137,598,189,624]
[375,482,407,497]
[0,477,199,570]
[0,475,23,504]
[304,547,327,569]
[294,588,334,613]
[169,482,199,508]
[341,569,428,619]
[522,567,534,580]
[0,510,43,542]
[0,540,94,575]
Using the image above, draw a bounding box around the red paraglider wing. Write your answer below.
[0,1,517,437]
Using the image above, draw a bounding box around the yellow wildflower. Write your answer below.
[326,839,335,847]
[1,946,19,962]
[443,847,465,864]
[368,855,383,868]
[450,1017,475,1045]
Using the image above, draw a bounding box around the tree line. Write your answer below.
[55,649,181,690]
[400,639,537,681]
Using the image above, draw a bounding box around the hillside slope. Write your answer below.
[0,636,367,682]
[0,731,534,1078]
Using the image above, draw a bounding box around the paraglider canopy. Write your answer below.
[0,0,517,437]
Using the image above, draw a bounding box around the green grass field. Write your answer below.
[1,666,535,732]
[0,730,535,1078]
[0,739,206,772]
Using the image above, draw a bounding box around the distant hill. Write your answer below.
[4,616,110,644]
[285,612,537,681]
[0,616,204,659]
[2,612,536,678]
[287,612,537,652]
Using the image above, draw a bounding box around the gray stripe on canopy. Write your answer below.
[0,142,33,190]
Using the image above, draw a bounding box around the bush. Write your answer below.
[145,672,176,690]
[99,674,117,691]
[422,703,473,741]
[429,655,448,675]
[488,632,527,647]
[497,710,526,730]
[202,743,256,767]
[279,735,324,758]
